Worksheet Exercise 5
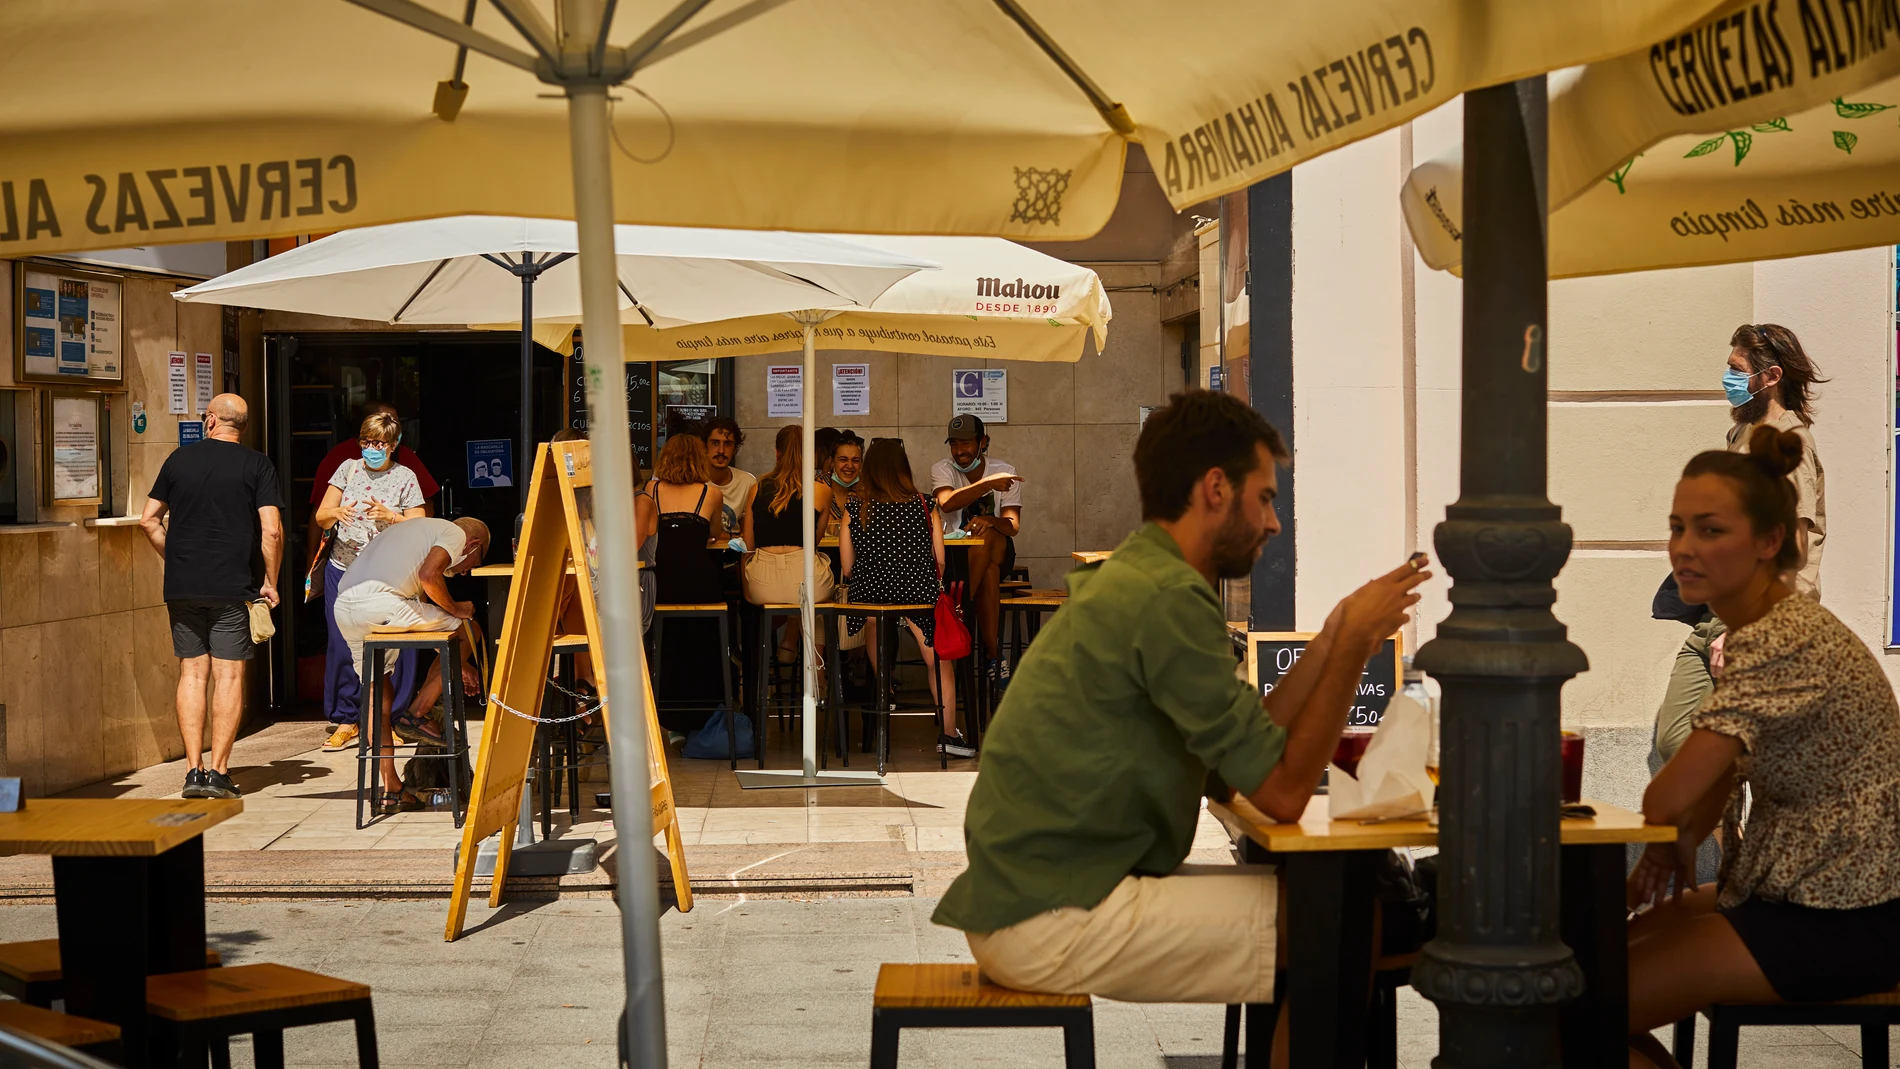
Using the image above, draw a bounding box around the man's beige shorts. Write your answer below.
[965,864,1278,1004]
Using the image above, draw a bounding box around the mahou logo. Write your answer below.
[976,277,1062,301]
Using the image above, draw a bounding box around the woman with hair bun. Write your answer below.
[1625,427,1900,1068]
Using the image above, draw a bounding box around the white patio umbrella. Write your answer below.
[533,234,1110,789]
[171,216,937,506]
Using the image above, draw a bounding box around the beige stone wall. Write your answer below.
[733,262,1180,587]
[0,264,249,795]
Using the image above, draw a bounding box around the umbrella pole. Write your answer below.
[565,81,669,1069]
[735,312,883,789]
[519,266,534,512]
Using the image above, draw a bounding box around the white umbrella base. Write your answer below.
[733,769,887,790]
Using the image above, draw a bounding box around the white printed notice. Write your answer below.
[49,395,100,502]
[766,365,803,418]
[832,363,869,416]
[951,368,1008,423]
[193,353,214,413]
[168,352,189,414]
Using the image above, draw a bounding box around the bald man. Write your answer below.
[141,394,284,800]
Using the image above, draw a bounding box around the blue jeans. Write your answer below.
[323,560,415,725]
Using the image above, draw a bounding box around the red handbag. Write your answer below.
[921,495,973,661]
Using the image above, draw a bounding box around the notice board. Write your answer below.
[1246,632,1403,728]
[15,263,121,383]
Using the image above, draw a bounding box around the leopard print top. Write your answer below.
[1695,593,1900,909]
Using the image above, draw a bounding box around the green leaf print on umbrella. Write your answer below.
[1835,130,1859,153]
[1683,132,1752,165]
[1833,97,1895,118]
[1607,156,1638,194]
[1751,117,1792,133]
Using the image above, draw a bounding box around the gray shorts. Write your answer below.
[167,600,255,661]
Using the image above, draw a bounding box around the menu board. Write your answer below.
[1246,632,1402,728]
[567,338,655,471]
[17,265,121,383]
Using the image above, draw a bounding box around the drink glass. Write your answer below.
[1332,729,1375,780]
[1560,730,1585,803]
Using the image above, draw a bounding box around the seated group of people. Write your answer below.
[933,368,1900,1069]
[638,415,1023,759]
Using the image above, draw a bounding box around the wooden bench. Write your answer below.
[871,963,1093,1069]
[146,962,378,1069]
[0,938,221,1007]
[0,1000,122,1059]
[1674,988,1900,1069]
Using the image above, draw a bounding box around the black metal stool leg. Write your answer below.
[354,1002,381,1069]
[1221,1004,1240,1069]
[253,1027,286,1069]
[1671,1016,1695,1067]
[1862,1022,1888,1069]
[445,637,466,829]
[1062,1008,1096,1069]
[869,1010,900,1069]
[717,611,738,769]
[1243,1002,1274,1069]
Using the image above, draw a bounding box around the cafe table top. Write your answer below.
[1208,794,1676,853]
[470,562,578,577]
[0,798,242,857]
[1072,550,1113,565]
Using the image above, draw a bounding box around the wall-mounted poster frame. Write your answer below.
[13,260,123,384]
[42,390,103,507]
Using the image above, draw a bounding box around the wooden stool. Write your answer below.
[1674,988,1900,1069]
[871,964,1093,1069]
[0,1000,122,1060]
[355,628,472,830]
[650,602,741,767]
[753,603,807,743]
[0,938,222,1007]
[146,963,378,1069]
[1001,595,1065,665]
[834,604,945,773]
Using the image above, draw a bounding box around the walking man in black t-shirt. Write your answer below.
[139,394,284,800]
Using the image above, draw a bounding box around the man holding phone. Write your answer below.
[933,390,1428,1031]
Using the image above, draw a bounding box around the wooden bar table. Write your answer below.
[0,798,242,1067]
[1071,550,1112,566]
[1208,794,1674,1069]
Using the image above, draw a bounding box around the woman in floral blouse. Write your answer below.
[1627,425,1900,1067]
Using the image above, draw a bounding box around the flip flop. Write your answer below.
[391,712,443,745]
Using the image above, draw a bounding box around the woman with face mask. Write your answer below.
[1652,325,1829,770]
[1626,428,1900,1068]
[314,412,428,750]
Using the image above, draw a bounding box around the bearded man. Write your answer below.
[932,389,1428,1029]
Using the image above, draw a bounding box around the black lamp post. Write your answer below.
[1412,76,1590,1068]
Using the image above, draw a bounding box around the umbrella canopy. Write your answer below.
[615,234,1110,363]
[1402,0,1900,277]
[0,0,1729,257]
[169,216,936,324]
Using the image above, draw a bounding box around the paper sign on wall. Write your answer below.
[194,352,214,413]
[465,439,514,488]
[952,369,1007,423]
[767,365,803,418]
[832,363,869,416]
[168,352,189,414]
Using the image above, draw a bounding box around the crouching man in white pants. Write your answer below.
[333,516,490,808]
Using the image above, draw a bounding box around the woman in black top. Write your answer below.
[742,425,835,662]
[841,438,964,756]
[646,433,725,738]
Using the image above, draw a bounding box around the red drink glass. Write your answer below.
[1332,730,1375,780]
[1560,731,1585,803]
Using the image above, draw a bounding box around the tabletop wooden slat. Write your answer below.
[1072,550,1112,564]
[873,963,1089,1009]
[1209,794,1676,853]
[0,798,241,857]
[0,1001,121,1047]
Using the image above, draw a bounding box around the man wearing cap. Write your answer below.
[331,515,490,806]
[932,414,1024,692]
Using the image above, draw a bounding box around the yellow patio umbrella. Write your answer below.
[0,0,1732,257]
[0,1,1738,1064]
[1402,0,1900,276]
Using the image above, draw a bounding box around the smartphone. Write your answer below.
[1407,551,1428,571]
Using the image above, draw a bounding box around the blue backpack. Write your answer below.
[682,706,756,760]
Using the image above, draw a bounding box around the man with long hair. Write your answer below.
[934,391,1427,1045]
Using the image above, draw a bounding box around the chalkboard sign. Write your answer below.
[1246,632,1403,728]
[568,338,655,470]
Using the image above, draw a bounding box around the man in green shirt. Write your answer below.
[934,390,1428,1010]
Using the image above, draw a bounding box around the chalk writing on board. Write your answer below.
[569,343,655,470]
[1247,633,1402,728]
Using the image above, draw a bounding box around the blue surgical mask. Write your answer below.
[951,453,983,473]
[830,473,859,488]
[362,447,390,469]
[1723,367,1772,407]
